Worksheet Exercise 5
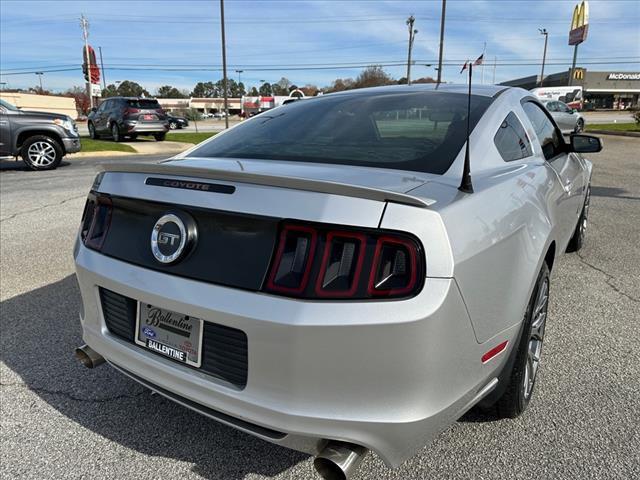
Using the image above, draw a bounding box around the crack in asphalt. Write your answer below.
[0,382,147,403]
[0,194,86,223]
[576,252,639,303]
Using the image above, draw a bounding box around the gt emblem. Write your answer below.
[151,213,192,264]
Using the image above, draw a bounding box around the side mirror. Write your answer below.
[570,134,602,153]
[572,108,578,113]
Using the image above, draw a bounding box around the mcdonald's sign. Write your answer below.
[573,68,585,80]
[569,1,589,45]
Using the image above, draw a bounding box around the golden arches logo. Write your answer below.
[573,69,585,80]
[571,1,589,30]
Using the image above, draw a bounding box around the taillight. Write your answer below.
[264,222,424,300]
[124,107,140,115]
[80,194,112,251]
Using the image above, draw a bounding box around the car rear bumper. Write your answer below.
[74,241,495,467]
[123,120,168,133]
[62,137,81,153]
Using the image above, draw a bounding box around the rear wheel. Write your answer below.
[495,263,550,418]
[169,121,177,130]
[566,185,590,252]
[154,132,166,141]
[20,135,63,171]
[111,123,121,142]
[575,118,584,133]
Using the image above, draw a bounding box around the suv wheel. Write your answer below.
[495,263,550,418]
[21,135,63,171]
[169,121,177,130]
[111,123,121,142]
[154,132,166,141]
[88,122,98,139]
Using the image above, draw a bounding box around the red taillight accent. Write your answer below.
[315,231,366,297]
[367,236,419,297]
[264,222,424,300]
[481,341,509,363]
[125,107,140,115]
[265,225,317,294]
[83,195,112,251]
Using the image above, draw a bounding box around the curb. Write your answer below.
[586,130,640,138]
[67,151,136,158]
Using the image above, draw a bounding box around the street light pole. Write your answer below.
[436,0,446,84]
[220,0,229,129]
[405,15,418,85]
[35,72,44,93]
[539,28,548,87]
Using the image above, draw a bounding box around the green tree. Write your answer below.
[115,80,149,97]
[248,86,259,96]
[258,82,272,96]
[271,77,292,96]
[191,81,217,98]
[156,85,187,98]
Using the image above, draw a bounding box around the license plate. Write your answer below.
[135,303,203,367]
[142,114,156,121]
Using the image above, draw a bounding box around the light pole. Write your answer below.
[436,0,446,84]
[405,15,418,85]
[235,69,243,86]
[35,72,44,93]
[539,28,548,87]
[219,0,229,129]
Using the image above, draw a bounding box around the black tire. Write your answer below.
[566,185,590,252]
[111,123,121,142]
[88,122,98,140]
[154,132,166,141]
[20,135,63,171]
[495,262,550,418]
[574,119,584,133]
[169,121,178,130]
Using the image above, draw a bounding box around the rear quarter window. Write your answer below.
[494,112,533,162]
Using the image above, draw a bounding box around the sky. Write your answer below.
[1,0,639,94]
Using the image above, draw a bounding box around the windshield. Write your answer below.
[189,91,493,174]
[0,99,20,111]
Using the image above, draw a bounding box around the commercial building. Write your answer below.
[500,70,640,110]
[0,92,77,117]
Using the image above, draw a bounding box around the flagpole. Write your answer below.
[481,42,486,84]
[459,63,474,193]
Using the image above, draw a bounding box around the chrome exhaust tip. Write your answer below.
[314,441,368,480]
[75,344,105,368]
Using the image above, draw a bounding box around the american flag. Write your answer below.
[461,53,484,73]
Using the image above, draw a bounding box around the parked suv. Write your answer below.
[88,97,168,142]
[0,98,81,170]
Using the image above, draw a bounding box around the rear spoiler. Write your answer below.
[99,162,435,208]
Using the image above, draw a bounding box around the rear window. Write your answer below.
[189,91,493,174]
[126,99,160,109]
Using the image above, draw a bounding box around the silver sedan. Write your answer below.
[542,99,585,133]
[73,84,601,480]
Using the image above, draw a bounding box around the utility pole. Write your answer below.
[35,72,44,93]
[405,15,417,85]
[539,28,548,87]
[436,0,446,84]
[98,46,107,91]
[79,14,93,110]
[569,44,579,87]
[220,0,229,129]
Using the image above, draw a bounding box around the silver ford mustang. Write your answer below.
[74,84,601,480]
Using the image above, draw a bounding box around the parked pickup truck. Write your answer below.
[0,99,81,170]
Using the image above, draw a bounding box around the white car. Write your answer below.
[541,99,585,133]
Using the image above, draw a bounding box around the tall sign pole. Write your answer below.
[98,46,107,91]
[406,16,417,85]
[568,1,589,86]
[80,14,93,110]
[436,0,446,84]
[220,0,229,129]
[539,28,549,87]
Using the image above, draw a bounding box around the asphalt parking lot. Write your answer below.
[1,135,639,479]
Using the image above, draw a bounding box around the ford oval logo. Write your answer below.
[142,326,156,338]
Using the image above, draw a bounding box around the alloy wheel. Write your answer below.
[27,141,57,167]
[524,277,548,399]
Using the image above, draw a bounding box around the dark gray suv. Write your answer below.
[0,98,81,170]
[88,97,169,142]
